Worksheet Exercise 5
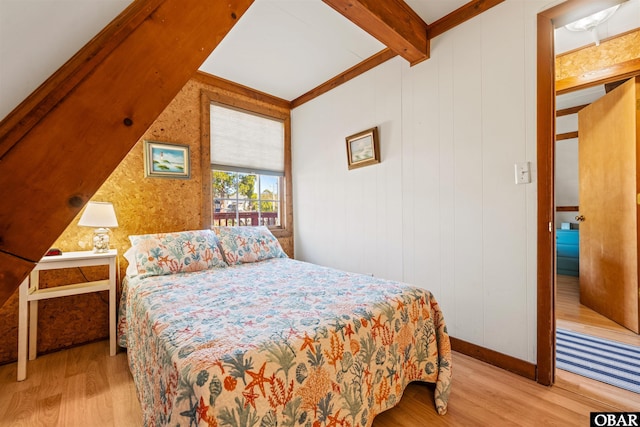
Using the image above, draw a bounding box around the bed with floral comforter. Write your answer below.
[118,228,451,427]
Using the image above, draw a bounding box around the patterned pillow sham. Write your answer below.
[128,229,227,277]
[213,226,287,265]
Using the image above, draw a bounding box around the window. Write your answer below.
[212,171,281,227]
[209,103,286,229]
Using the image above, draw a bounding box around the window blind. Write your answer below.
[210,104,284,176]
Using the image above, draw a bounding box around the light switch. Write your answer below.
[514,162,531,184]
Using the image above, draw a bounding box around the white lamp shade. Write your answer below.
[78,202,118,228]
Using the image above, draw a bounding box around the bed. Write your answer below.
[117,227,451,427]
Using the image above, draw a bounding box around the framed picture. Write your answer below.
[144,140,190,179]
[346,127,380,170]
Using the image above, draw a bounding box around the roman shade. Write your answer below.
[210,104,284,175]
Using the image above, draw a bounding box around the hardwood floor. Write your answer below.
[554,274,640,410]
[0,341,140,427]
[0,338,635,427]
[1,278,635,426]
[556,274,640,346]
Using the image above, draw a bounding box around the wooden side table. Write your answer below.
[17,249,117,381]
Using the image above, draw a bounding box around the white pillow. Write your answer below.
[123,246,139,277]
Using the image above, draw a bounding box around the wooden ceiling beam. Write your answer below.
[0,0,164,158]
[556,57,640,94]
[556,104,589,116]
[428,0,505,39]
[322,0,429,65]
[0,0,254,307]
[291,48,397,108]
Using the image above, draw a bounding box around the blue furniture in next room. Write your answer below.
[556,229,579,276]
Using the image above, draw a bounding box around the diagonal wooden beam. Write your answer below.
[0,0,165,159]
[428,0,505,39]
[0,0,254,307]
[291,48,398,108]
[322,0,429,66]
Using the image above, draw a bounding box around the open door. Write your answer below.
[577,77,640,334]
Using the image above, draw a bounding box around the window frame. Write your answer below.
[212,170,282,227]
[200,88,292,239]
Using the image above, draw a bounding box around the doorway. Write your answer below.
[536,0,640,387]
[554,77,640,402]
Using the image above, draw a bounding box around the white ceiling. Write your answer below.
[2,0,638,120]
[198,0,640,104]
[554,0,640,55]
[198,0,467,101]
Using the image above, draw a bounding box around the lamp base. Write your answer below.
[92,228,111,253]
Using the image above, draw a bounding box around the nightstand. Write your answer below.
[17,249,117,381]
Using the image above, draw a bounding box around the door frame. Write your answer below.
[536,0,640,385]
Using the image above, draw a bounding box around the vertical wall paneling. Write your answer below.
[435,32,457,332]
[401,51,444,299]
[450,17,485,345]
[400,61,417,287]
[293,0,546,363]
[479,1,529,358]
[375,60,404,282]
[523,0,542,364]
[291,104,323,263]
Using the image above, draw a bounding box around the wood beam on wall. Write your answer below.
[0,0,254,308]
[0,253,34,308]
[556,206,579,212]
[291,48,397,108]
[322,0,429,65]
[291,0,507,108]
[556,131,579,141]
[556,58,640,95]
[0,0,165,158]
[427,0,505,39]
[192,72,291,111]
[556,104,588,116]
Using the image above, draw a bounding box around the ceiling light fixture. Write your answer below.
[564,4,621,46]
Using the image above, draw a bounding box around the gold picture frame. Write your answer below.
[346,127,380,170]
[144,140,190,179]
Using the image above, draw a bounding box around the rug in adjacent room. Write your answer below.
[556,328,640,394]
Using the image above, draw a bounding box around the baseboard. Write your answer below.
[450,336,537,381]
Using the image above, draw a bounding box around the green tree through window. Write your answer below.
[212,171,280,227]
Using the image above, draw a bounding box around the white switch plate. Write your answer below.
[514,162,531,184]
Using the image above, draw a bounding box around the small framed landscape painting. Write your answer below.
[144,141,190,179]
[346,127,380,170]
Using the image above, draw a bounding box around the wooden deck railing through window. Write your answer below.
[213,211,278,227]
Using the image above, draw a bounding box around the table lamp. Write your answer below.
[78,202,118,253]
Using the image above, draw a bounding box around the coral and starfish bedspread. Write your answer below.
[118,258,451,426]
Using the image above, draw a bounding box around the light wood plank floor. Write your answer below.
[1,277,637,426]
[554,274,640,410]
[556,274,640,346]
[0,339,636,427]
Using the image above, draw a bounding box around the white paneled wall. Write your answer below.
[292,0,544,363]
[555,114,579,225]
[292,61,404,282]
